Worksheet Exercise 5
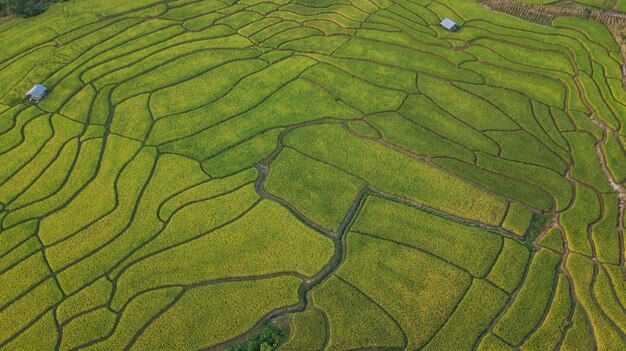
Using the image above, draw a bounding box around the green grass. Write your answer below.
[0,278,63,345]
[201,129,281,178]
[158,168,258,221]
[487,239,530,293]
[45,147,156,272]
[117,184,260,268]
[311,276,405,350]
[266,148,366,231]
[477,333,514,351]
[419,76,518,132]
[422,279,509,351]
[0,220,37,258]
[110,94,152,141]
[310,54,416,92]
[161,0,226,20]
[602,133,626,184]
[0,237,41,273]
[38,135,142,247]
[55,277,112,325]
[561,305,595,351]
[566,131,613,192]
[398,94,499,155]
[56,152,210,294]
[367,112,476,163]
[493,249,561,345]
[594,267,626,333]
[146,56,318,145]
[486,130,567,175]
[592,194,621,264]
[0,253,50,307]
[347,120,379,139]
[434,158,553,212]
[462,61,565,109]
[0,115,82,204]
[334,38,483,83]
[537,228,565,254]
[8,138,79,210]
[1,311,58,351]
[567,253,626,349]
[337,231,472,349]
[285,124,508,226]
[463,84,571,163]
[352,195,503,277]
[86,287,182,350]
[59,85,96,123]
[131,276,301,350]
[111,200,333,309]
[149,58,266,119]
[280,306,326,351]
[502,203,534,236]
[476,153,573,212]
[520,275,572,351]
[301,63,406,114]
[560,183,601,257]
[2,138,102,229]
[59,307,117,350]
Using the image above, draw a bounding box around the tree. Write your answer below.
[0,0,60,17]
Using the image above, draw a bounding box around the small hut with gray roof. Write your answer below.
[440,18,460,32]
[26,85,48,103]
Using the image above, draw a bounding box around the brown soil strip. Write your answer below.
[0,17,13,25]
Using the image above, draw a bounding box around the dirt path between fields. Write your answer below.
[206,163,370,351]
[590,117,626,277]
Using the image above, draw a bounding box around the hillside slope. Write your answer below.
[1,0,626,350]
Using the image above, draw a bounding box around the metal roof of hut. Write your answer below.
[26,85,48,102]
[27,85,47,98]
[440,18,458,31]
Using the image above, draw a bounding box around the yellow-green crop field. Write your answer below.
[1,0,626,349]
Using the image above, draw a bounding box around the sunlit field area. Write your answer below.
[1,0,626,349]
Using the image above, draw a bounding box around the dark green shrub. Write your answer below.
[226,323,285,351]
[0,0,62,17]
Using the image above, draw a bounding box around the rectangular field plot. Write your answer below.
[280,306,327,351]
[310,276,405,350]
[335,231,472,349]
[351,195,503,278]
[266,148,366,232]
[111,200,333,309]
[130,276,302,350]
[493,249,561,345]
[422,279,509,351]
[502,203,534,237]
[284,123,508,226]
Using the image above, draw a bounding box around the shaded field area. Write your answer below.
[1,0,626,349]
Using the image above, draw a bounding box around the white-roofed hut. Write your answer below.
[440,18,461,32]
[26,84,48,103]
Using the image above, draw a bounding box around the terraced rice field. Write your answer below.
[515,0,625,12]
[518,0,626,13]
[1,0,626,349]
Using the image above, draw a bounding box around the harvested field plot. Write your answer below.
[1,0,626,349]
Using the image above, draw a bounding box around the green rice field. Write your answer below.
[1,0,626,349]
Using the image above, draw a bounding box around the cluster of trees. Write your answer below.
[226,323,285,351]
[0,0,60,17]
